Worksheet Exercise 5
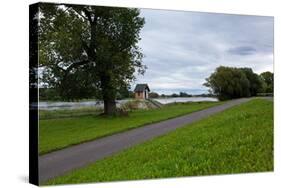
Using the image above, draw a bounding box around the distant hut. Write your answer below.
[134,84,150,99]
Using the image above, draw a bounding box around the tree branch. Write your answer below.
[82,8,93,23]
[71,7,88,20]
[54,63,66,73]
[65,60,90,73]
[80,38,90,55]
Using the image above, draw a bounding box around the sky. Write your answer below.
[133,9,274,95]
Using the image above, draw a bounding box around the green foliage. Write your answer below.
[116,86,133,100]
[46,99,273,185]
[39,88,61,101]
[39,3,146,109]
[171,93,179,97]
[179,92,192,97]
[148,92,159,98]
[204,66,263,100]
[240,68,264,95]
[260,71,274,93]
[39,101,222,154]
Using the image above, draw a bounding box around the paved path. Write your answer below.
[39,98,252,183]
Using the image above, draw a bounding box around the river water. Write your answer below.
[154,97,218,104]
[39,97,218,110]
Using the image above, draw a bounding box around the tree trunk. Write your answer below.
[104,99,116,115]
[100,72,117,115]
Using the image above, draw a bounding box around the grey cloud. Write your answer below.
[227,46,257,55]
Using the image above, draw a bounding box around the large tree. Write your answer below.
[204,66,265,100]
[239,68,263,96]
[204,66,251,100]
[260,71,274,93]
[39,3,146,115]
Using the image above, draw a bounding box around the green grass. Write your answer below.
[46,99,273,185]
[39,101,221,155]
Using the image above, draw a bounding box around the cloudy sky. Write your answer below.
[133,9,274,94]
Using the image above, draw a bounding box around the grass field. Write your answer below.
[39,101,221,155]
[46,99,273,185]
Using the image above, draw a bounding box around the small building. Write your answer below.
[134,84,150,99]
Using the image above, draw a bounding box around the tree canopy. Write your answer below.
[204,66,267,100]
[260,71,274,93]
[39,3,146,114]
[148,92,159,98]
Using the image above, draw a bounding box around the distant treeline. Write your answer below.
[204,66,273,101]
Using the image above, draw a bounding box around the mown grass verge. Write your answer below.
[46,99,273,185]
[39,101,222,155]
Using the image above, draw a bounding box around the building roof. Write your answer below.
[134,84,150,92]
